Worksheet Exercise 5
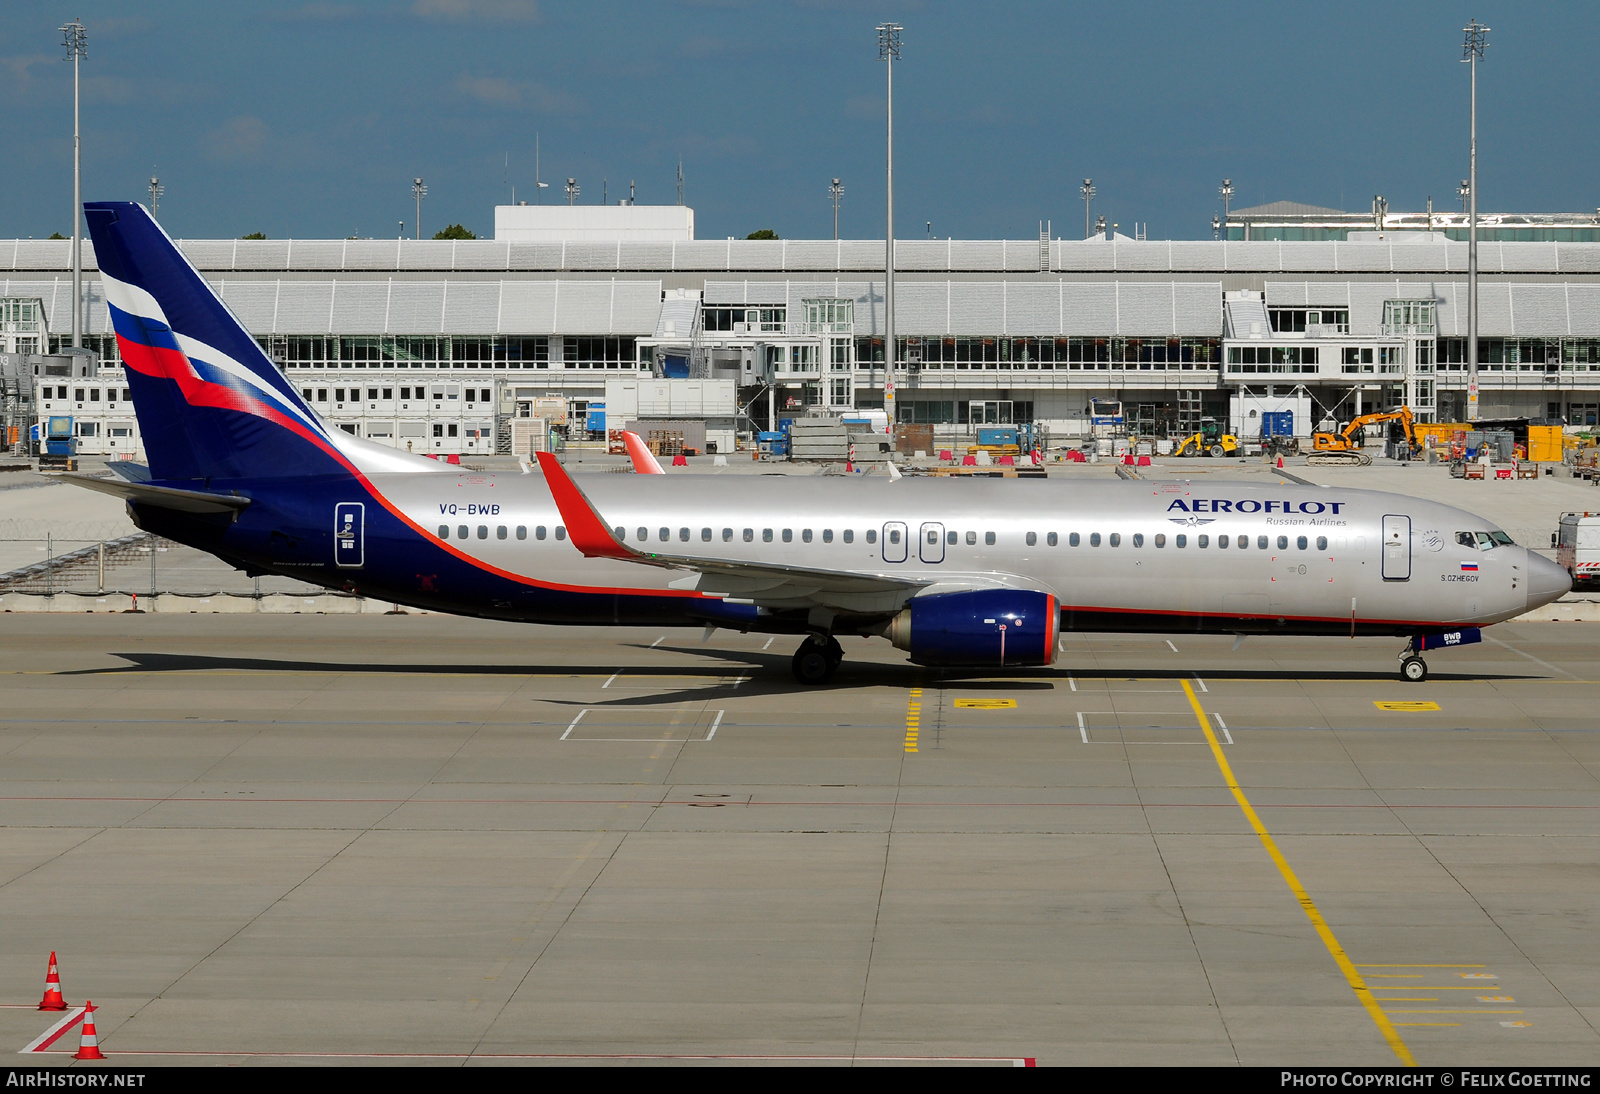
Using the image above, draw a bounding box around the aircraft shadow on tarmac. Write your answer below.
[56,648,1544,709]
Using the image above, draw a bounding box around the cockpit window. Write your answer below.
[1488,530,1514,547]
[1459,530,1515,550]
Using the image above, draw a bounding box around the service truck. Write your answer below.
[1556,511,1600,587]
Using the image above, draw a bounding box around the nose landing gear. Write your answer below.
[792,635,844,685]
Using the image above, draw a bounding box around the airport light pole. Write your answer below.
[565,178,579,206]
[1212,214,1221,241]
[1463,19,1489,421]
[1219,178,1234,240]
[878,22,902,430]
[1080,179,1095,240]
[412,178,426,240]
[148,176,162,220]
[61,17,86,350]
[1458,179,1470,214]
[829,178,844,240]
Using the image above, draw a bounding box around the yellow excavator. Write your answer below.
[1173,418,1241,458]
[1307,407,1417,466]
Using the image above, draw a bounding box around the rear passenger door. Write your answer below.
[882,521,908,563]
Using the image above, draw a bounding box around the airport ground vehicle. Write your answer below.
[1556,512,1600,587]
[1174,418,1240,458]
[1308,408,1418,466]
[69,202,1571,684]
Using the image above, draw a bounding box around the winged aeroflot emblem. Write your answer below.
[1168,516,1217,527]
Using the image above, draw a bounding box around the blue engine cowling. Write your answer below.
[885,590,1059,667]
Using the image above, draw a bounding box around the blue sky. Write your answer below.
[2,1,1591,242]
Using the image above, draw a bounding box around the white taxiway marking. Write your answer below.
[1214,713,1233,745]
[560,709,588,740]
[1486,634,1575,679]
[1077,711,1088,744]
[602,671,622,689]
[1067,674,1077,692]
[20,1007,86,1053]
[762,637,774,650]
[1166,640,1179,653]
[1193,676,1208,693]
[649,636,664,648]
[706,710,725,740]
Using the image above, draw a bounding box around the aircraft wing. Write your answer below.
[536,451,929,613]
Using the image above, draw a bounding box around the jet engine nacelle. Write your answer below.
[885,590,1059,667]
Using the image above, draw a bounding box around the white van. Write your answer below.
[1555,512,1600,586]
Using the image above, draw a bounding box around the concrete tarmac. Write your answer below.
[0,615,1596,1066]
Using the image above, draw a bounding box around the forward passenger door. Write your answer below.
[919,522,945,564]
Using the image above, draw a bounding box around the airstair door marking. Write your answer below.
[335,502,365,569]
[920,522,945,563]
[882,521,908,563]
[1382,514,1411,581]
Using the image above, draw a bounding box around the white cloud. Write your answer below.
[203,116,270,163]
[413,0,539,22]
[455,74,579,114]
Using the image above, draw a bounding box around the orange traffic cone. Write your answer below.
[73,1000,105,1061]
[38,952,68,1011]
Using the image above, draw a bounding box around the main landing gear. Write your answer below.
[1398,641,1428,683]
[791,635,843,685]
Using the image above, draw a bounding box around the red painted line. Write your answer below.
[73,1049,1032,1064]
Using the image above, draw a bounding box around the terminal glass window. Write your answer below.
[1269,308,1350,334]
[1383,300,1436,334]
[564,337,637,370]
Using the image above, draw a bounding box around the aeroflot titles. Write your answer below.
[1167,498,1347,515]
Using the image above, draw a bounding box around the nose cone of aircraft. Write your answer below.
[1526,551,1573,611]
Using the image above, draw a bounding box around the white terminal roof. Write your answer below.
[7,238,1600,275]
[493,204,695,243]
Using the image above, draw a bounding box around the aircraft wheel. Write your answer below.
[1400,655,1428,683]
[792,638,838,685]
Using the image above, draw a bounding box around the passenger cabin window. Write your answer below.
[723,528,733,541]
[496,526,507,540]
[659,528,670,542]
[1047,532,1058,547]
[437,525,448,538]
[679,528,690,542]
[782,529,793,543]
[1132,533,1143,547]
[946,531,957,545]
[1277,536,1288,550]
[1198,534,1209,548]
[1026,532,1037,546]
[966,531,977,546]
[1109,533,1121,547]
[844,530,855,544]
[1090,533,1101,547]
[1069,533,1080,547]
[1317,536,1327,550]
[743,529,754,542]
[802,529,813,543]
[866,530,877,544]
[555,527,566,540]
[763,529,773,542]
[984,531,995,546]
[1177,534,1187,548]
[457,525,469,539]
[536,526,547,540]
[823,529,833,543]
[1296,536,1306,550]
[888,528,901,544]
[516,526,527,540]
[702,528,712,542]
[477,526,488,539]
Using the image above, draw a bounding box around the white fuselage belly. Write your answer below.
[376,473,1531,632]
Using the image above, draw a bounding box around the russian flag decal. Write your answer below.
[1461,562,1479,572]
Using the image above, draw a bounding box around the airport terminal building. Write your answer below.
[5,201,1600,459]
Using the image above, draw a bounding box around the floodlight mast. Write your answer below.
[829,178,844,240]
[565,178,579,206]
[1080,179,1095,240]
[1463,19,1489,422]
[148,176,163,220]
[878,22,902,429]
[1219,178,1234,239]
[412,178,427,240]
[61,17,86,350]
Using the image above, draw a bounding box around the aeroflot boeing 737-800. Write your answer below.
[69,201,1571,683]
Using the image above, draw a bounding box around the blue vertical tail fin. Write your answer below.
[84,201,445,481]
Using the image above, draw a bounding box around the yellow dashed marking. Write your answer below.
[1375,701,1441,711]
[904,688,922,753]
[953,698,1017,709]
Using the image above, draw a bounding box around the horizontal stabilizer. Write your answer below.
[56,473,251,515]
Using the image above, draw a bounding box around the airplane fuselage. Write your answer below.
[128,471,1542,639]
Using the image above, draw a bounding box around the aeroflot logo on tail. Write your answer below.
[1166,498,1346,515]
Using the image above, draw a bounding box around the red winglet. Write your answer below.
[536,451,635,561]
[621,430,665,474]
